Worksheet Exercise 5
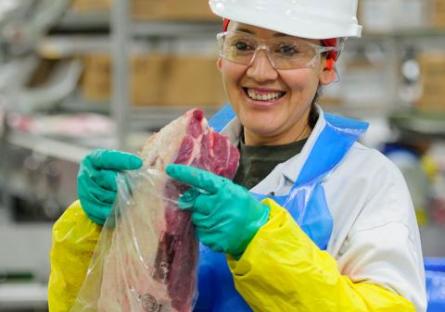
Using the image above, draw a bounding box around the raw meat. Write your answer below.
[96,109,239,311]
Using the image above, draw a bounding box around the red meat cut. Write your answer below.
[95,109,239,311]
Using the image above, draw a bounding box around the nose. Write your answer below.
[246,49,279,82]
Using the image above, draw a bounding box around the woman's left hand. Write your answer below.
[166,164,269,258]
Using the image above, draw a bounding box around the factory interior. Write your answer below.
[0,0,444,311]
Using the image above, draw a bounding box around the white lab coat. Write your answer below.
[220,107,427,311]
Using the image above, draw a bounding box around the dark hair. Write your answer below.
[308,90,320,129]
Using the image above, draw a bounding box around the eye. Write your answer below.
[233,40,254,52]
[277,44,298,57]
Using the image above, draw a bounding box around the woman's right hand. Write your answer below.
[77,149,143,225]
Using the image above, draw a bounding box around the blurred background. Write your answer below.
[0,0,444,311]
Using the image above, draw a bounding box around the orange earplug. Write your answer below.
[326,58,335,70]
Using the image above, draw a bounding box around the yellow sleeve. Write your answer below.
[227,199,415,312]
[48,200,101,312]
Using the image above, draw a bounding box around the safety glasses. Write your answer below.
[217,31,337,70]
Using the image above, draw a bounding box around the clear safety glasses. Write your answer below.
[216,31,337,70]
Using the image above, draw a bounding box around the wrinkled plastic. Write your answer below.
[71,167,198,312]
[48,200,102,312]
[227,199,417,311]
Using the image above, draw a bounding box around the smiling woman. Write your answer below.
[217,22,336,146]
[48,0,427,311]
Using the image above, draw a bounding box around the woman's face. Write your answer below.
[218,22,336,146]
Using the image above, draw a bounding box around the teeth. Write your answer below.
[247,88,283,101]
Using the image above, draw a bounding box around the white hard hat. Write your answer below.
[209,0,362,39]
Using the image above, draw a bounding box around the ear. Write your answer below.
[319,58,337,85]
[216,57,223,72]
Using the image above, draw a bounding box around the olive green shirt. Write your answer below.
[234,138,307,189]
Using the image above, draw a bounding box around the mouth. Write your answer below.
[243,87,286,103]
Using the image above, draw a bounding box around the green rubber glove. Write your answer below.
[166,164,270,258]
[78,149,143,225]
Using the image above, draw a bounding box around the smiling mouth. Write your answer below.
[243,88,286,102]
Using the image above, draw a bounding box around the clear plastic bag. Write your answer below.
[71,167,198,312]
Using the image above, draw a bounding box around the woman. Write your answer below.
[49,0,426,311]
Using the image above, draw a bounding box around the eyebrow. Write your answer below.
[273,33,289,38]
[235,27,255,34]
[235,27,290,38]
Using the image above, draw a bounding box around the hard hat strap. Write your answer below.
[223,18,230,32]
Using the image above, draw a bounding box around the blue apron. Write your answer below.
[194,105,368,311]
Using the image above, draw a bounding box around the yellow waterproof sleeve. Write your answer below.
[48,200,101,312]
[227,199,415,312]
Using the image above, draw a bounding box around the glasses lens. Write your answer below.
[270,39,318,69]
[217,32,331,70]
[219,32,257,65]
